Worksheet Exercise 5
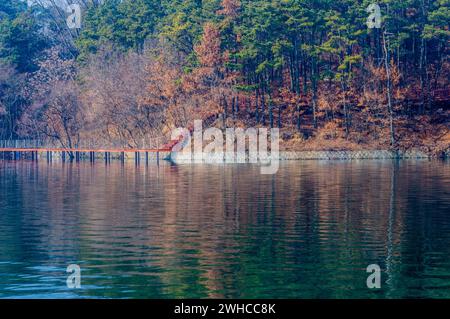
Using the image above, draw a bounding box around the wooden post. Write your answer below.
[145,152,149,165]
[157,151,160,166]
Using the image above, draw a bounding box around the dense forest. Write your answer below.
[0,0,449,153]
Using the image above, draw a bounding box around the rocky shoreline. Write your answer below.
[168,149,449,163]
[277,150,443,160]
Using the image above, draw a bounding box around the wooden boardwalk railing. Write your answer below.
[0,136,184,164]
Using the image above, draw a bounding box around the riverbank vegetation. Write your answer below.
[0,0,449,154]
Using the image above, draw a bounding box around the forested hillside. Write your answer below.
[0,0,449,153]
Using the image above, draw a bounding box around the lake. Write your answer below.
[0,160,449,298]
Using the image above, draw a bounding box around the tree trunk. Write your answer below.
[269,97,274,129]
[383,31,395,147]
[278,104,282,128]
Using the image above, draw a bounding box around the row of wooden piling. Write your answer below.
[1,150,161,165]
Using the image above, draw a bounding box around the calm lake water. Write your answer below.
[0,160,449,299]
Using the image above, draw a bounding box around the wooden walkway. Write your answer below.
[0,136,183,163]
[0,147,171,153]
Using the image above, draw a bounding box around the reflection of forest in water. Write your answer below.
[0,160,449,298]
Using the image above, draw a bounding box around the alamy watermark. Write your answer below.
[171,120,280,175]
[66,264,81,288]
[367,3,382,29]
[25,1,381,31]
[27,1,82,29]
[366,264,381,289]
[66,4,82,29]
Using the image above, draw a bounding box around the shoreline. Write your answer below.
[168,149,449,163]
[1,149,448,163]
